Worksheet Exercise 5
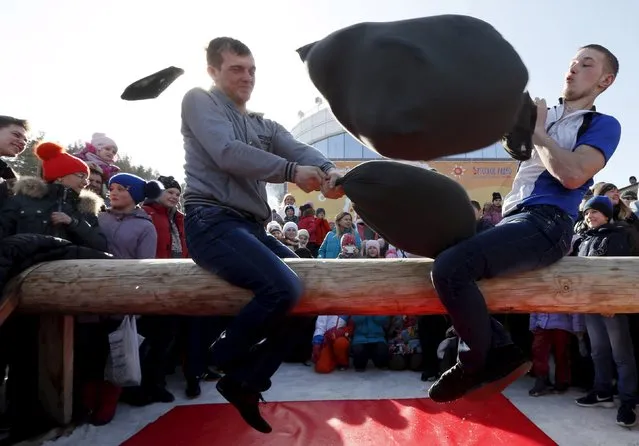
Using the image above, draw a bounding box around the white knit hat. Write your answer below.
[366,239,380,250]
[282,221,298,233]
[266,221,281,234]
[91,132,118,151]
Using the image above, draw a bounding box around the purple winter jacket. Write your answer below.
[98,208,157,259]
[529,313,585,334]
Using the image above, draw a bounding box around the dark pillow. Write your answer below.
[297,15,528,161]
[336,161,476,258]
[121,66,184,101]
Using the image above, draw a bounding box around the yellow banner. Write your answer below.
[286,160,518,221]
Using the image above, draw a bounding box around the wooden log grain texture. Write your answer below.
[6,257,637,315]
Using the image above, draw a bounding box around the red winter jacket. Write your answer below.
[298,215,316,242]
[142,202,189,258]
[314,217,331,246]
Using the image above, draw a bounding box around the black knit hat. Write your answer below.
[492,192,502,201]
[157,175,181,192]
[584,196,614,220]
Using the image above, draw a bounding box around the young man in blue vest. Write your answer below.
[429,44,621,406]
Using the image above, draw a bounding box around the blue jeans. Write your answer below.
[586,314,637,405]
[431,205,573,372]
[184,205,302,392]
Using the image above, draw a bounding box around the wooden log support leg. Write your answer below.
[38,315,74,425]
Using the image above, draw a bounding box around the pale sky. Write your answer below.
[2,0,637,185]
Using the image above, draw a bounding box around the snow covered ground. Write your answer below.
[43,364,637,446]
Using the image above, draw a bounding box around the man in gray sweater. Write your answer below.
[181,37,343,433]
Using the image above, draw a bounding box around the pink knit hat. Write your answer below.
[91,133,118,151]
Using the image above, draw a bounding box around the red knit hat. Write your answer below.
[34,142,89,182]
[340,233,356,247]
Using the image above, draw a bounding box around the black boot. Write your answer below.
[185,378,202,399]
[216,377,272,434]
[428,344,530,403]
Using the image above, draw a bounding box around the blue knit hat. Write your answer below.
[584,195,613,220]
[109,173,163,204]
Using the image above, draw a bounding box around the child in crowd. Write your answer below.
[76,133,120,180]
[573,196,638,428]
[297,204,316,242]
[310,207,331,257]
[528,313,584,396]
[388,316,422,371]
[282,221,299,251]
[283,205,298,224]
[312,316,352,373]
[99,174,178,410]
[278,193,298,220]
[364,240,381,258]
[266,221,283,241]
[98,173,162,259]
[294,228,314,258]
[471,200,494,233]
[337,233,359,259]
[351,316,391,372]
[298,229,310,249]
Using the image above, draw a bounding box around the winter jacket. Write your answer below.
[0,234,113,315]
[575,222,633,257]
[76,143,120,180]
[351,316,390,345]
[388,316,421,355]
[482,203,503,226]
[529,313,585,334]
[142,202,188,258]
[0,177,106,252]
[98,208,157,259]
[297,215,316,243]
[318,228,362,259]
[0,160,17,207]
[314,218,331,246]
[312,315,348,345]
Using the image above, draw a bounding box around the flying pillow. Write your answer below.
[336,160,476,258]
[298,15,528,161]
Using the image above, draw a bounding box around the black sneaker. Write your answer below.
[617,403,637,427]
[216,377,272,434]
[185,378,202,399]
[575,391,615,408]
[529,377,552,397]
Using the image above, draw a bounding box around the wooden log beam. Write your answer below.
[5,257,636,315]
[38,315,74,425]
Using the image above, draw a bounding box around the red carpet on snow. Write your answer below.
[123,395,556,446]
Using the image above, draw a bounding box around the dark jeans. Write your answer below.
[586,314,637,405]
[181,316,229,380]
[184,205,302,392]
[431,205,573,372]
[417,315,450,375]
[352,342,389,370]
[136,316,178,389]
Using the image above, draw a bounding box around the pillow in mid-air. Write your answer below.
[298,15,528,162]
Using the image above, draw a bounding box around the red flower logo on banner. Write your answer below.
[451,165,466,178]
